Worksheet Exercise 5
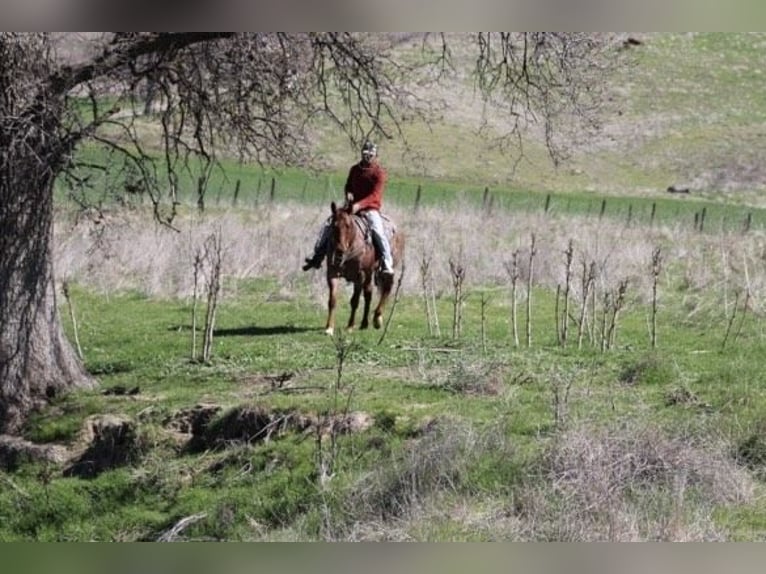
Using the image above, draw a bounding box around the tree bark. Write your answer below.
[0,145,95,435]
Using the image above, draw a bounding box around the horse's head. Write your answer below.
[330,201,356,257]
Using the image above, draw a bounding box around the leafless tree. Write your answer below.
[0,32,615,433]
[472,32,617,166]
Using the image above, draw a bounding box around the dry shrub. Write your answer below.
[517,421,754,541]
[336,418,513,537]
[54,200,766,316]
[432,358,507,395]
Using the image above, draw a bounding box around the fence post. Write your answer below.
[650,202,656,226]
[599,199,607,220]
[414,184,422,213]
[699,207,707,232]
[270,177,276,202]
[232,179,241,207]
[544,193,552,214]
[744,212,752,233]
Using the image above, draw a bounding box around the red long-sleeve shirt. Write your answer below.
[344,160,387,212]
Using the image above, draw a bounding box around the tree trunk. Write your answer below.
[0,153,95,435]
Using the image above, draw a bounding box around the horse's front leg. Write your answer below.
[325,276,339,336]
[347,281,361,331]
[360,277,373,330]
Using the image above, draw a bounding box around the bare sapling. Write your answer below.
[190,250,203,361]
[480,291,489,354]
[733,288,751,346]
[733,288,752,346]
[561,239,574,346]
[555,284,562,345]
[721,287,751,351]
[589,270,598,346]
[577,260,596,350]
[201,229,223,363]
[61,282,84,361]
[606,279,629,350]
[550,369,575,431]
[420,253,440,337]
[733,254,754,346]
[651,247,662,349]
[317,332,357,491]
[600,291,610,352]
[377,257,406,346]
[504,249,521,348]
[449,255,467,340]
[527,234,537,348]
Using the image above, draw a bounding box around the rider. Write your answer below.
[302,140,394,275]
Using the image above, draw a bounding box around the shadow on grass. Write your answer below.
[87,360,134,376]
[170,324,318,337]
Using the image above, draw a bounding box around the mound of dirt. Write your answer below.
[64,414,145,478]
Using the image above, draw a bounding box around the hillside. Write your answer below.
[50,33,766,202]
[316,33,766,204]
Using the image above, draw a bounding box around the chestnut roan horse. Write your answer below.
[323,201,404,336]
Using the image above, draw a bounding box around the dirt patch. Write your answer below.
[0,435,69,470]
[64,415,146,478]
[170,403,375,452]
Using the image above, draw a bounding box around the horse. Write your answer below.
[323,201,404,336]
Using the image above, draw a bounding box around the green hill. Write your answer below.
[315,33,766,205]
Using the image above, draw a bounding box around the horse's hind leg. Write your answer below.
[346,282,362,331]
[373,273,395,329]
[360,279,373,330]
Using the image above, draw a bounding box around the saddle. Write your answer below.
[354,212,397,245]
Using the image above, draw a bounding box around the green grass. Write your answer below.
[56,142,766,235]
[8,33,766,541]
[3,266,766,540]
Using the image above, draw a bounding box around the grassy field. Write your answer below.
[4,33,766,541]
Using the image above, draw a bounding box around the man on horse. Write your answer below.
[302,140,395,276]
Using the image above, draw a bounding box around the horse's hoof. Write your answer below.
[373,315,382,329]
[346,326,355,333]
[360,323,369,330]
[324,327,334,336]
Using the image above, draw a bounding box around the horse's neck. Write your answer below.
[348,214,369,239]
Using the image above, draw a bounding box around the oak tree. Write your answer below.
[0,32,614,433]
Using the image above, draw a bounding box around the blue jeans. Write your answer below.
[363,209,394,273]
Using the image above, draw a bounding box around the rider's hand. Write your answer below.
[350,203,360,214]
[346,192,354,204]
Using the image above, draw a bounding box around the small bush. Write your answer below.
[619,353,674,386]
[735,423,766,479]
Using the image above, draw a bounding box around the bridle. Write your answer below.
[331,212,367,267]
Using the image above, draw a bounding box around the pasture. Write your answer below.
[3,181,766,541]
[4,32,766,541]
